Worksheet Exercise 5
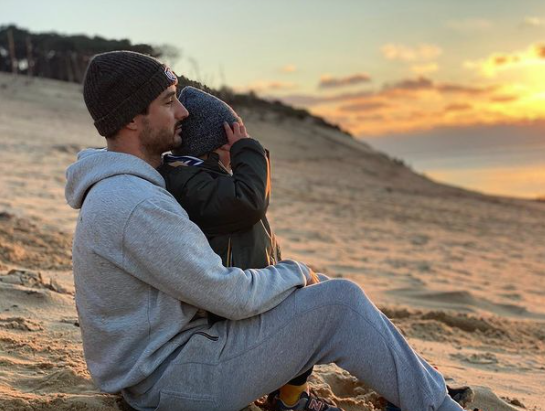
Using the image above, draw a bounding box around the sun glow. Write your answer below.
[306,59,545,137]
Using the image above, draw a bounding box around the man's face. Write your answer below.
[138,85,189,156]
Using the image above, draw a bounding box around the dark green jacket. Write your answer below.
[158,138,281,270]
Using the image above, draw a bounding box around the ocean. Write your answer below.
[366,122,545,199]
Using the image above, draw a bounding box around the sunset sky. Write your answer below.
[4,0,545,139]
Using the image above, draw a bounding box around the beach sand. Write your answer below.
[0,73,543,410]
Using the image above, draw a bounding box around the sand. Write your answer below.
[0,72,543,411]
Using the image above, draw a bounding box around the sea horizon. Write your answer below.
[364,122,545,200]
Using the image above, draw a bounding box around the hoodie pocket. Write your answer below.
[193,331,219,341]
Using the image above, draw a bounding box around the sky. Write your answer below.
[3,0,545,139]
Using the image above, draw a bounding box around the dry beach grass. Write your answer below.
[0,73,544,410]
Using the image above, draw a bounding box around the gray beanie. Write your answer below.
[83,50,178,137]
[176,86,240,157]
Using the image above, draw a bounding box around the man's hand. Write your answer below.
[223,121,249,150]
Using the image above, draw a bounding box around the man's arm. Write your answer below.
[122,195,311,320]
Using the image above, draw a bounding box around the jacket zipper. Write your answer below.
[259,220,278,265]
[226,237,232,267]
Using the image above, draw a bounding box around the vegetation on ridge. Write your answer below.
[0,24,352,137]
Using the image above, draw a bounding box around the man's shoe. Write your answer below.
[447,385,474,408]
[385,385,475,410]
[274,390,344,411]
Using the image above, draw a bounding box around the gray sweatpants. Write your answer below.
[125,278,464,411]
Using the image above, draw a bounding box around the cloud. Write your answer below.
[276,74,516,137]
[411,63,439,75]
[383,76,495,96]
[381,43,442,62]
[446,18,492,32]
[318,73,372,89]
[436,82,496,95]
[355,114,387,122]
[270,90,374,107]
[279,76,496,107]
[520,17,544,28]
[535,44,545,58]
[237,80,297,93]
[280,64,297,73]
[444,103,472,112]
[339,101,390,113]
[465,43,545,76]
[383,76,434,92]
[490,95,519,103]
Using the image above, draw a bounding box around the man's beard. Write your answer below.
[139,118,181,158]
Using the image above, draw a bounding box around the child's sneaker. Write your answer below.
[273,390,344,411]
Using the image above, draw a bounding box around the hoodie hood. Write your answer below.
[65,148,165,209]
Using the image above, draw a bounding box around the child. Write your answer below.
[158,86,341,411]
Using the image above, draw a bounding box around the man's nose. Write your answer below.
[175,100,189,120]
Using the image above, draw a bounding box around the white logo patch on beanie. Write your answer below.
[164,67,177,82]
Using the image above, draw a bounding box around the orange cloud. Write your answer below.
[269,89,373,106]
[266,68,536,137]
[280,64,297,73]
[319,73,371,89]
[278,77,497,109]
[388,77,433,90]
[383,76,495,96]
[330,106,512,137]
[381,43,442,62]
[355,114,387,122]
[238,80,297,93]
[436,82,496,95]
[444,103,472,112]
[465,43,545,76]
[303,78,518,136]
[490,95,519,103]
[339,101,390,113]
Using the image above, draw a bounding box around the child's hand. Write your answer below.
[307,269,321,286]
[223,121,249,149]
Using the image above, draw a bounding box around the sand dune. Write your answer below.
[0,73,543,410]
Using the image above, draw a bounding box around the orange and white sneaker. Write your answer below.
[274,390,344,411]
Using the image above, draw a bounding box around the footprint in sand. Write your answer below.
[0,269,71,295]
[50,144,83,155]
[452,352,499,365]
[26,368,93,393]
[0,317,43,332]
[410,234,429,246]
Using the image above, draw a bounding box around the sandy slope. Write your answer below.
[0,73,543,411]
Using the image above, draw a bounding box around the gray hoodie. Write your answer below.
[65,148,311,393]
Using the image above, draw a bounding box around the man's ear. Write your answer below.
[125,118,139,131]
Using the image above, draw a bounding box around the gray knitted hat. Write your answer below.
[176,86,240,157]
[83,50,178,137]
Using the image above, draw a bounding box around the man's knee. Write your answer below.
[306,278,367,307]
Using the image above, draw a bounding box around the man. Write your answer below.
[65,51,467,411]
